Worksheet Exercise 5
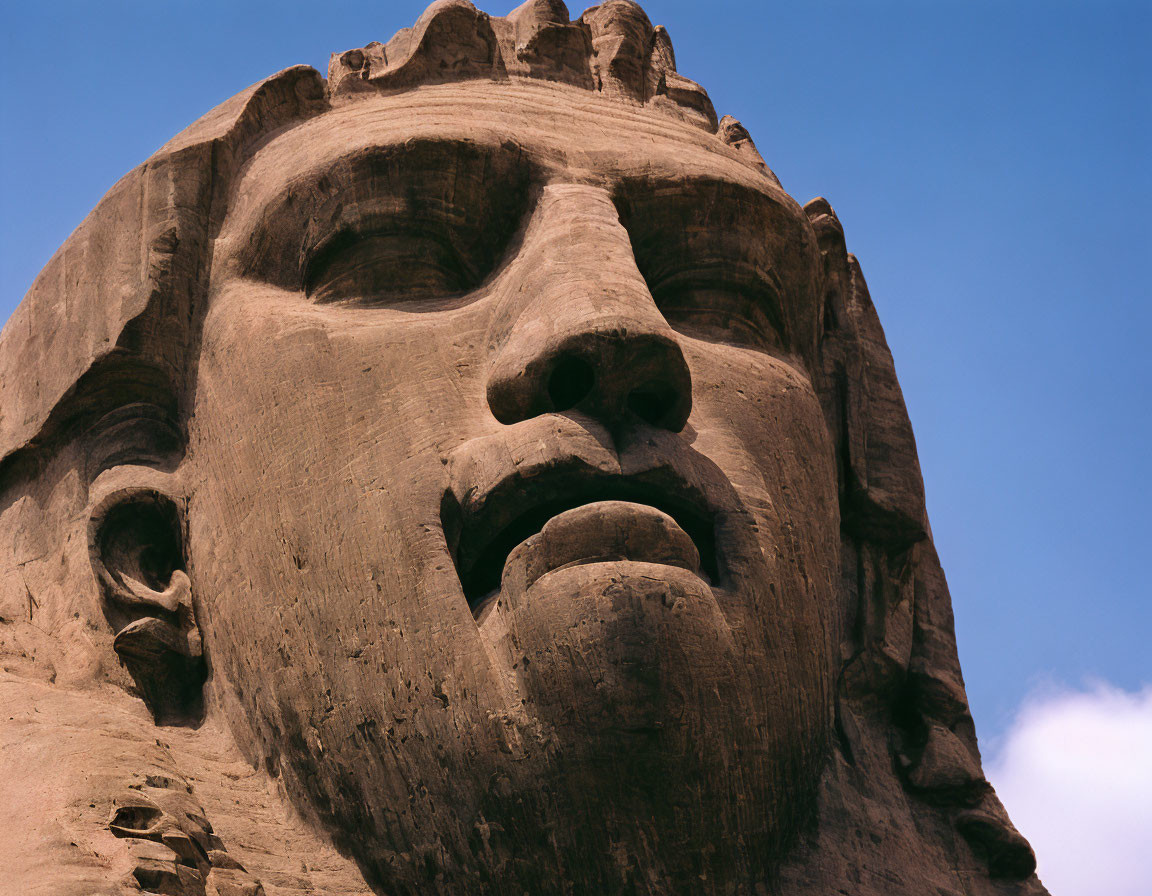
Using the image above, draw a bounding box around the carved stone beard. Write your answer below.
[193,533,830,894]
[187,400,835,894]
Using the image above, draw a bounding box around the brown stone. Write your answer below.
[0,2,1046,893]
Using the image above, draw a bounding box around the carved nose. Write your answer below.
[487,323,693,431]
[486,183,693,432]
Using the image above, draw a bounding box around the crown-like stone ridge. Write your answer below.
[327,0,719,133]
[510,0,595,88]
[580,0,653,98]
[328,0,502,94]
[718,114,779,184]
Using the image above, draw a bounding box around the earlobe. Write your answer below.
[89,484,205,726]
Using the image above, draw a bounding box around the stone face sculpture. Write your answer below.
[0,2,1048,893]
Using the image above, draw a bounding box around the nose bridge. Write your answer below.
[486,183,693,431]
[504,183,668,322]
[517,183,659,319]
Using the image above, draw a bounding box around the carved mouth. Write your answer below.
[444,471,719,609]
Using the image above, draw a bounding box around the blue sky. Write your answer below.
[2,0,1149,861]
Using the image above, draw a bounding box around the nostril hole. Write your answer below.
[547,355,594,412]
[628,385,676,426]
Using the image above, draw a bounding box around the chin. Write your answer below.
[433,550,822,890]
[498,576,805,866]
[351,557,819,891]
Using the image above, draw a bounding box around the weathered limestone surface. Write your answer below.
[0,2,1046,893]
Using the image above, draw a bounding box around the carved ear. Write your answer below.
[805,198,1037,883]
[89,486,205,726]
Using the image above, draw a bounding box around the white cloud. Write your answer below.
[985,682,1152,895]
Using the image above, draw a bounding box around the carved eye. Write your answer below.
[648,271,786,354]
[614,181,795,356]
[304,230,476,307]
[244,141,534,308]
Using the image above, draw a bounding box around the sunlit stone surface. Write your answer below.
[0,2,1047,893]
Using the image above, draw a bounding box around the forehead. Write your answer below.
[225,79,793,228]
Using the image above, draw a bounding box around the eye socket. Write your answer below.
[242,140,534,306]
[304,229,476,307]
[638,259,788,354]
[614,179,797,356]
[651,276,786,353]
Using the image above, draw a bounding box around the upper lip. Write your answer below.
[443,416,736,606]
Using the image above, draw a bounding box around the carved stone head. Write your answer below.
[0,2,1046,894]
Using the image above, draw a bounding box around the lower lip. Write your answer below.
[498,500,703,596]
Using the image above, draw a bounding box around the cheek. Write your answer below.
[190,290,492,548]
[682,342,838,520]
[682,340,841,670]
[185,294,496,724]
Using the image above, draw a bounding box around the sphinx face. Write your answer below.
[187,79,840,889]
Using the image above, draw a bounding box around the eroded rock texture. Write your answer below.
[0,2,1046,893]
